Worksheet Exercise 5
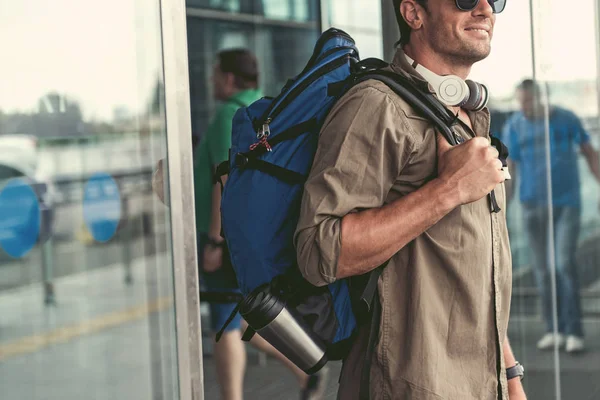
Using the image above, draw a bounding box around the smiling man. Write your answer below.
[294,0,526,399]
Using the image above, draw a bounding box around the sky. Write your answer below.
[0,0,598,121]
[0,0,163,121]
[471,0,599,99]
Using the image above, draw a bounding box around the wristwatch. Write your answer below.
[207,236,225,248]
[506,362,525,381]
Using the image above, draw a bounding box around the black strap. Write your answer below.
[200,291,243,304]
[215,119,317,187]
[489,190,501,213]
[234,153,306,185]
[214,160,230,185]
[352,71,458,146]
[490,135,509,167]
[355,68,456,126]
[354,69,506,215]
[327,81,348,97]
[359,289,381,400]
[241,326,257,342]
[215,301,243,342]
[488,135,509,214]
[246,119,318,158]
[352,57,389,72]
[357,264,386,316]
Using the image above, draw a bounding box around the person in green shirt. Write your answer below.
[193,49,327,400]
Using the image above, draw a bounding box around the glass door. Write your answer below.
[0,0,202,398]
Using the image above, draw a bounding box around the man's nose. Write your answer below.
[473,0,494,18]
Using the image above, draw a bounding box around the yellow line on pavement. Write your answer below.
[0,297,173,361]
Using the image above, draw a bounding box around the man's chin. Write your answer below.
[460,46,492,64]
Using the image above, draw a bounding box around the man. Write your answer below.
[295,0,526,399]
[503,79,600,353]
[154,49,324,400]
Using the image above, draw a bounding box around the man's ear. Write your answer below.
[400,0,424,30]
[225,72,236,92]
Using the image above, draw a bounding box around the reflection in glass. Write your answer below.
[0,1,179,399]
[186,0,318,22]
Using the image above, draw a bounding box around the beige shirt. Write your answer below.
[294,49,513,400]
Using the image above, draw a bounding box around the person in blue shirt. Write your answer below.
[503,79,600,353]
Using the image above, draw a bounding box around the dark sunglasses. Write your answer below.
[455,0,507,13]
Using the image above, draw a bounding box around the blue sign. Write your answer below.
[83,173,121,243]
[0,178,41,258]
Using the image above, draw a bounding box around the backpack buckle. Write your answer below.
[234,153,249,168]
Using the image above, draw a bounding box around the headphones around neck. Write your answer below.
[404,54,489,112]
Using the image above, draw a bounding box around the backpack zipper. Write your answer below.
[256,54,353,140]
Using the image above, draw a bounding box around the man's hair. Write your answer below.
[393,0,428,45]
[517,79,540,94]
[217,48,259,89]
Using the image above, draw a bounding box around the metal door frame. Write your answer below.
[159,0,204,398]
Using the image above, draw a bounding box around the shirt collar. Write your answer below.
[390,47,436,95]
[227,88,262,106]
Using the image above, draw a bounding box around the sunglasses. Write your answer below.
[455,0,507,14]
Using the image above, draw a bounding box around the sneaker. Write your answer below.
[300,366,330,400]
[537,333,565,350]
[566,335,585,353]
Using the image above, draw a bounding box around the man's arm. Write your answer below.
[503,338,527,399]
[202,103,237,272]
[202,175,226,273]
[337,133,505,278]
[294,84,505,285]
[208,175,225,240]
[581,142,600,184]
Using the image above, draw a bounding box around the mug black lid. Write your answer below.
[239,285,285,330]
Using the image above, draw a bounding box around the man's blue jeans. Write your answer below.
[523,205,584,337]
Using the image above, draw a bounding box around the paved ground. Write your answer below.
[2,255,600,400]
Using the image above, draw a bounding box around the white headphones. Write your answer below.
[405,54,489,111]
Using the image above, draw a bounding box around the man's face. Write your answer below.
[516,89,540,119]
[212,63,232,101]
[420,0,496,65]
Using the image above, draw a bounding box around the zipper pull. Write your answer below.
[257,118,271,139]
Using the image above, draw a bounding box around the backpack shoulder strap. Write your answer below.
[351,68,460,146]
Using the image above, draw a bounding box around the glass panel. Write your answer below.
[0,1,181,399]
[186,0,319,22]
[323,0,383,59]
[531,0,600,398]
[327,0,382,31]
[187,18,318,136]
[186,12,342,398]
[474,0,600,398]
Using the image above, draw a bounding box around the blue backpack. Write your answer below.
[216,28,460,369]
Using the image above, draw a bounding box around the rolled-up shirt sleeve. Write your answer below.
[294,84,417,286]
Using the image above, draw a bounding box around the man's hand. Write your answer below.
[203,243,223,273]
[437,134,505,207]
[152,158,169,206]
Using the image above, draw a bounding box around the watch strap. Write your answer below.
[207,236,225,248]
[506,362,524,381]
